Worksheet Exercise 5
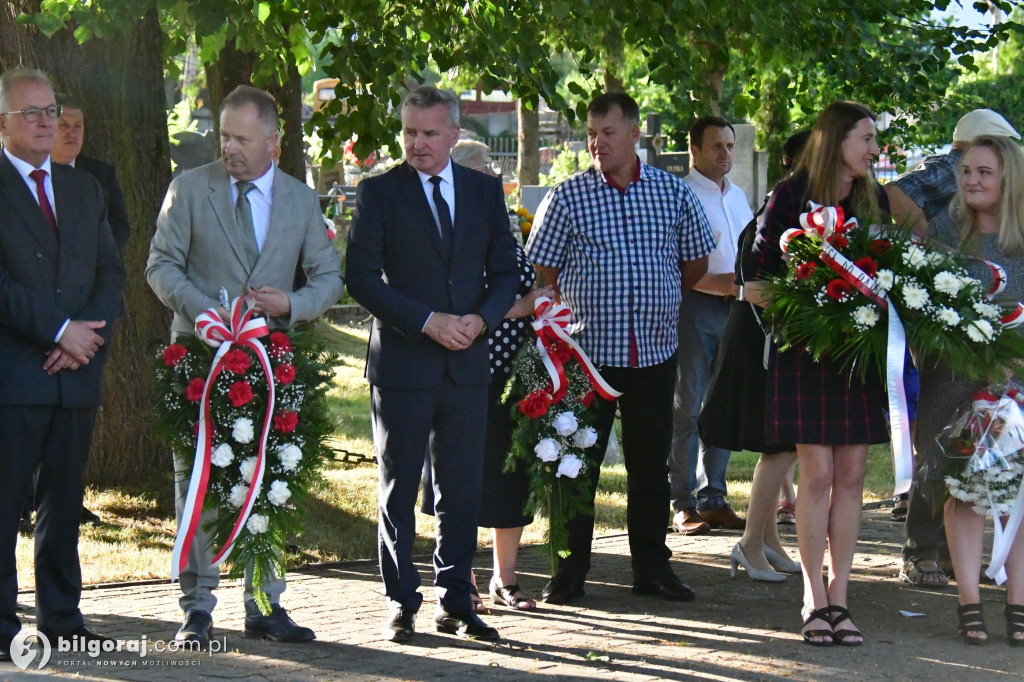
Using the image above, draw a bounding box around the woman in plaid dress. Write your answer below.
[744,101,890,647]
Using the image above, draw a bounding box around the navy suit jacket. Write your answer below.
[0,155,124,408]
[346,161,519,388]
[74,155,130,251]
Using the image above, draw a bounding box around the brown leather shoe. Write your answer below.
[672,509,711,535]
[698,504,746,530]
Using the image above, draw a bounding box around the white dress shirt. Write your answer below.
[683,167,753,277]
[415,159,455,236]
[230,163,275,252]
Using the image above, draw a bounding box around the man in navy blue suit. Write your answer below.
[346,86,519,643]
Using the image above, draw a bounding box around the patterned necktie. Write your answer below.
[28,169,58,235]
[429,176,454,253]
[235,181,260,269]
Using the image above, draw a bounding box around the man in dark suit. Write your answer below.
[50,94,130,251]
[0,67,124,659]
[346,86,519,643]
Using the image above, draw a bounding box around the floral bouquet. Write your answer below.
[940,383,1024,583]
[765,203,1024,382]
[504,297,620,572]
[154,298,336,613]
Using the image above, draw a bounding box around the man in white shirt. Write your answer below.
[670,117,753,535]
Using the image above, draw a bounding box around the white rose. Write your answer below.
[534,438,561,462]
[902,284,930,310]
[276,443,303,471]
[967,319,996,343]
[926,251,947,267]
[934,271,963,296]
[246,514,269,534]
[556,454,584,478]
[228,483,250,509]
[572,426,599,449]
[935,306,961,328]
[210,443,234,467]
[232,417,255,444]
[267,480,292,506]
[874,269,894,292]
[852,305,879,329]
[552,411,579,436]
[239,456,259,484]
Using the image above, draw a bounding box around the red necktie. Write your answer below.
[28,169,58,235]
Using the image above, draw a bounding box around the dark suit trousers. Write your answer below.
[0,406,95,638]
[372,378,487,613]
[558,357,676,581]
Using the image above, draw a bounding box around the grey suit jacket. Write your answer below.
[146,161,343,337]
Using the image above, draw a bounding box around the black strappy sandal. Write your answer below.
[489,576,537,611]
[1006,604,1024,647]
[957,603,988,645]
[801,607,834,647]
[828,606,863,647]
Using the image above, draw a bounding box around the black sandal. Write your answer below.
[1006,604,1024,647]
[828,606,863,647]
[489,576,536,611]
[801,607,834,647]
[957,603,988,645]
[469,584,488,614]
[890,493,908,522]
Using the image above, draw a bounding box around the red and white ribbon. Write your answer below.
[985,260,1008,296]
[531,297,621,402]
[171,297,275,580]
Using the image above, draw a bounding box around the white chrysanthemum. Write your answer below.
[276,443,303,471]
[874,269,894,292]
[267,480,292,506]
[552,411,579,436]
[973,301,1001,320]
[211,443,234,467]
[902,244,928,268]
[228,484,249,509]
[239,456,259,484]
[902,284,930,310]
[967,319,995,343]
[934,271,963,296]
[572,426,598,449]
[232,417,255,444]
[935,306,961,327]
[556,454,584,478]
[926,251,947,267]
[246,514,269,534]
[534,438,561,462]
[852,305,880,329]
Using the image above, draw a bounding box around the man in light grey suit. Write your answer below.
[147,85,343,646]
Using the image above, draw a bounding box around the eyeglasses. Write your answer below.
[0,105,62,123]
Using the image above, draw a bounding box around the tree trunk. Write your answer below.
[266,59,306,182]
[0,4,174,486]
[517,99,540,186]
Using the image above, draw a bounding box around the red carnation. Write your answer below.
[869,238,892,254]
[185,377,206,402]
[162,344,187,367]
[517,390,553,419]
[795,262,817,280]
[826,279,853,301]
[273,363,297,385]
[228,380,254,407]
[269,332,292,357]
[548,341,573,364]
[223,349,251,374]
[274,411,299,433]
[582,391,596,408]
[854,257,878,278]
[827,234,848,249]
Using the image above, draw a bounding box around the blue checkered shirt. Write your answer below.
[526,163,715,367]
[892,149,961,222]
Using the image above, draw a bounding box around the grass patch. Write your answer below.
[16,321,903,586]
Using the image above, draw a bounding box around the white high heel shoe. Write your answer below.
[730,543,786,582]
[764,545,802,574]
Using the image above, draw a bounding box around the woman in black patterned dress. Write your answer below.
[744,101,890,647]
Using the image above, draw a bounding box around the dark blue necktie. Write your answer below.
[429,176,454,253]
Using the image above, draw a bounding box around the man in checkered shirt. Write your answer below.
[525,92,715,605]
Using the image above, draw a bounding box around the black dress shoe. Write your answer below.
[632,569,696,602]
[40,624,113,646]
[0,634,11,662]
[382,608,416,642]
[434,609,500,641]
[174,609,213,648]
[244,605,315,642]
[540,572,585,605]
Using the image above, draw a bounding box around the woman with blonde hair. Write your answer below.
[923,134,1024,646]
[744,101,890,646]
